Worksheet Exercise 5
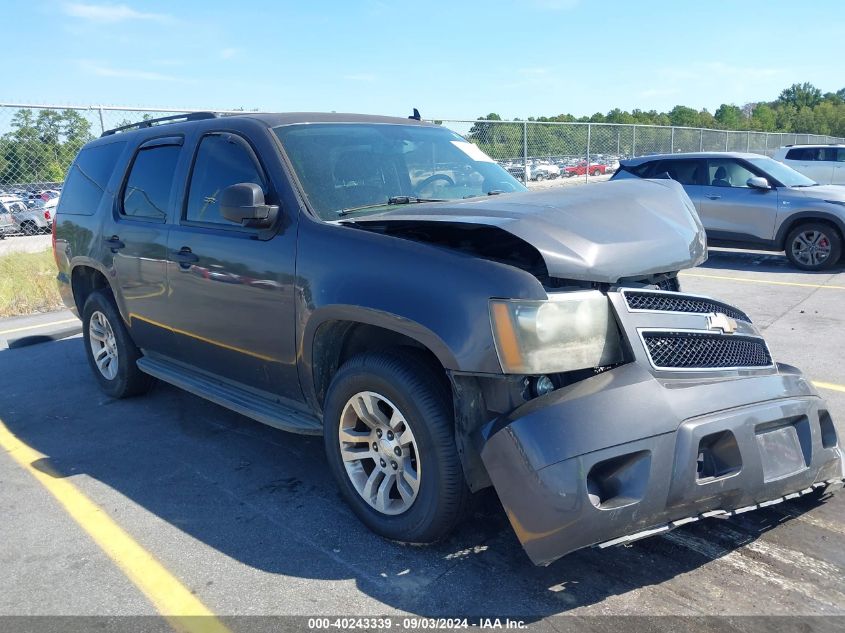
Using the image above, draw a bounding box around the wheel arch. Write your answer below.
[775,211,845,250]
[303,307,458,414]
[70,262,115,316]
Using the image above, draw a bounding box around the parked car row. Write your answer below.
[0,192,59,237]
[499,154,622,181]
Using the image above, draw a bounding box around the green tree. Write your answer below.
[751,104,777,131]
[668,105,699,127]
[778,83,823,109]
[714,104,744,129]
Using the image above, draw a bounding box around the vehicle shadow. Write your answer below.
[702,248,845,275]
[0,338,838,619]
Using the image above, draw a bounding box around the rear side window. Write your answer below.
[184,133,266,226]
[785,147,836,161]
[650,159,702,185]
[786,147,814,160]
[121,145,181,221]
[59,141,126,216]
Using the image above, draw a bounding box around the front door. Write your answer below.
[106,138,181,355]
[165,131,302,402]
[699,157,779,242]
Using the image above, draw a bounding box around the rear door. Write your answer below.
[700,157,778,242]
[647,159,705,213]
[834,148,845,185]
[165,129,302,402]
[105,136,181,354]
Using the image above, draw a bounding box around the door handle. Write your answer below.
[706,194,722,200]
[173,247,199,269]
[104,235,125,252]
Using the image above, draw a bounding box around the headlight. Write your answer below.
[489,291,623,374]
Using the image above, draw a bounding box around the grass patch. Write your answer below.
[0,249,64,318]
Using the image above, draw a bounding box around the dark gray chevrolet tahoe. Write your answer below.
[54,112,843,565]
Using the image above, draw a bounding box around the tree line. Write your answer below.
[465,83,845,161]
[479,83,845,136]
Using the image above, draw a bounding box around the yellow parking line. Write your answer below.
[0,417,230,633]
[813,381,845,394]
[0,318,78,336]
[680,272,845,290]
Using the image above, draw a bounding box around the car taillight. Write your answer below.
[52,215,59,268]
[44,210,51,220]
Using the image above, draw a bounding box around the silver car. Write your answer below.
[612,152,845,270]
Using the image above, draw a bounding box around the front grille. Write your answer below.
[642,331,772,370]
[624,291,751,323]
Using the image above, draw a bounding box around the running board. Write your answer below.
[137,356,322,435]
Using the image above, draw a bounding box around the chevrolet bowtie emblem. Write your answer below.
[707,312,738,334]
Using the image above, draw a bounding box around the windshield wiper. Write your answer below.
[387,196,446,205]
[336,196,445,217]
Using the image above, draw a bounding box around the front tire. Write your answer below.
[785,222,841,271]
[323,351,469,543]
[82,290,154,398]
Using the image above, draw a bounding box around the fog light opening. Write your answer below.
[819,410,837,449]
[697,430,742,482]
[531,375,555,398]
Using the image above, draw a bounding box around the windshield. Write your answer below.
[274,123,526,219]
[747,157,817,188]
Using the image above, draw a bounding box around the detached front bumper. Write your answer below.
[479,363,844,566]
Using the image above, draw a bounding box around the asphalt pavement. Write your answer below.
[0,249,843,629]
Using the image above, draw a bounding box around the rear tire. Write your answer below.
[82,289,154,398]
[323,350,469,543]
[785,222,841,271]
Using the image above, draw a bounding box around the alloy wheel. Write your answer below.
[88,310,119,380]
[791,230,831,267]
[338,391,421,516]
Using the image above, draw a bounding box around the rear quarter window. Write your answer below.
[58,141,126,216]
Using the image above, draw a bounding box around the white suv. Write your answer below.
[773,145,845,185]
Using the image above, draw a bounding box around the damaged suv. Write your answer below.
[54,112,843,565]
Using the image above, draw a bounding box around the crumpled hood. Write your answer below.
[355,179,707,283]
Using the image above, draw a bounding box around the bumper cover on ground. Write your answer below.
[479,363,844,566]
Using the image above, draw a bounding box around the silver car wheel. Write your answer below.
[339,391,421,516]
[89,310,119,380]
[791,230,831,267]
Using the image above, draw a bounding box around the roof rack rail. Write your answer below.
[101,111,218,137]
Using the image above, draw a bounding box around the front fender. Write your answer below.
[294,217,547,408]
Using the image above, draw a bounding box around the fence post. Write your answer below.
[585,123,591,182]
[522,121,528,185]
[632,125,636,158]
[746,132,750,153]
[699,129,704,151]
[724,132,729,151]
[616,127,620,156]
[98,106,106,135]
[670,127,675,154]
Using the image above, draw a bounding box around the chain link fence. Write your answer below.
[442,118,845,188]
[1,103,843,236]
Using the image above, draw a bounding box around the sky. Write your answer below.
[4,0,845,120]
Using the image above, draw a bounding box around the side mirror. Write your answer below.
[220,183,278,228]
[747,176,771,190]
